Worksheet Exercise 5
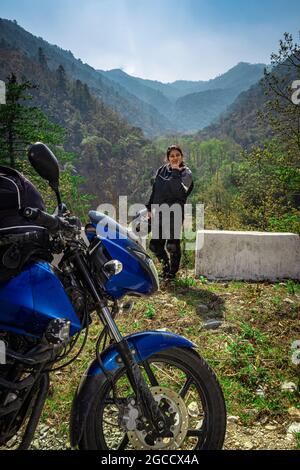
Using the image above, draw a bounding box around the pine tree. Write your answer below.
[0,73,64,168]
[260,32,300,163]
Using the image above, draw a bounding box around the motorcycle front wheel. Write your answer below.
[78,347,226,450]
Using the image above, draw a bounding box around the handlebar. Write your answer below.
[21,208,81,235]
[22,208,59,231]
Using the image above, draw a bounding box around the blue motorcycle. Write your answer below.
[0,144,226,450]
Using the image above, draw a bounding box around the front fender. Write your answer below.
[87,330,195,376]
[70,330,195,447]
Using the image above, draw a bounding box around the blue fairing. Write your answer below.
[86,330,196,376]
[0,262,81,338]
[88,211,158,299]
[101,238,154,298]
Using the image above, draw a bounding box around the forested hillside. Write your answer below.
[0,19,266,137]
[0,44,163,211]
[196,80,272,147]
[101,63,265,133]
[0,19,298,236]
[0,18,173,138]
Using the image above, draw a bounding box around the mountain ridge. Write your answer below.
[0,18,266,137]
[0,18,173,137]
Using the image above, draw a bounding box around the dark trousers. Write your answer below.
[149,238,181,275]
[148,208,183,275]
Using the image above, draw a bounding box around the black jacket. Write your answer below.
[146,163,194,210]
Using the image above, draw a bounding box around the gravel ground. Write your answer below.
[1,413,297,450]
[16,418,295,450]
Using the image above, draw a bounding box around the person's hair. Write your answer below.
[166,144,183,160]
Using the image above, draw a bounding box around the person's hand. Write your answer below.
[147,211,152,219]
[170,162,181,170]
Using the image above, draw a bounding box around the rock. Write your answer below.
[281,381,297,392]
[256,387,265,397]
[196,304,209,315]
[288,407,300,421]
[227,415,240,423]
[243,440,254,450]
[287,422,300,436]
[202,319,222,330]
[265,424,278,431]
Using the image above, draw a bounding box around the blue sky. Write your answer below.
[1,0,299,82]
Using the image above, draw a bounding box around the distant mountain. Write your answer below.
[0,18,173,138]
[183,62,266,94]
[0,18,266,138]
[174,88,239,132]
[195,81,273,148]
[119,62,265,101]
[0,44,151,206]
[196,55,300,148]
[100,63,266,132]
[101,68,173,120]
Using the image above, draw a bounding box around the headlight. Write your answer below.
[103,260,123,277]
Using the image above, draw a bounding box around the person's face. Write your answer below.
[168,149,183,167]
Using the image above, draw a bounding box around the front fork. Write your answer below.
[114,337,172,438]
[74,252,169,435]
[99,302,170,436]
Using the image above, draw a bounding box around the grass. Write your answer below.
[143,304,156,319]
[294,432,300,450]
[174,276,197,288]
[286,280,300,295]
[39,268,300,448]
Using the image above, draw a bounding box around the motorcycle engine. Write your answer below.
[55,268,86,322]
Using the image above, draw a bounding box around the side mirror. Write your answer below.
[28,142,60,191]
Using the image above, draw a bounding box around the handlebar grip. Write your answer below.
[21,208,60,232]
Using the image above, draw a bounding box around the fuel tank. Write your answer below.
[0,261,81,338]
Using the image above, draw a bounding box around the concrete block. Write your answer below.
[195,230,300,281]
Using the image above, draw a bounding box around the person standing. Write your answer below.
[146,145,193,280]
